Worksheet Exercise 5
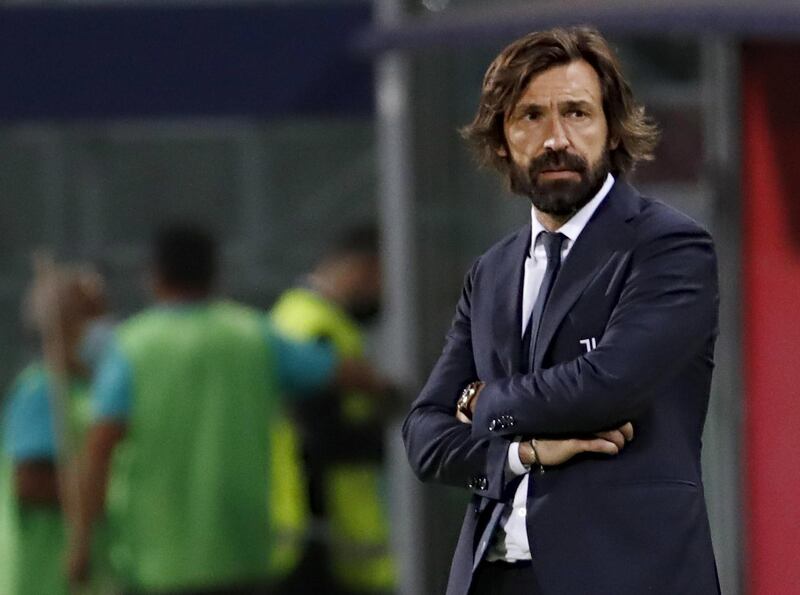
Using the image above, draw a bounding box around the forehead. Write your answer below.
[514,59,603,108]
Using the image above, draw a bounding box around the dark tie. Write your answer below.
[473,232,567,570]
[521,231,565,372]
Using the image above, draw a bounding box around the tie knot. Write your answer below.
[540,231,565,264]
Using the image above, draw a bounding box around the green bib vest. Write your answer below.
[0,364,101,595]
[107,301,280,591]
[270,288,395,592]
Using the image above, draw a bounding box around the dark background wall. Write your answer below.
[0,4,373,120]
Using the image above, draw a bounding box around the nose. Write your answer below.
[543,114,570,152]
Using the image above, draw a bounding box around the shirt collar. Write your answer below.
[530,173,615,252]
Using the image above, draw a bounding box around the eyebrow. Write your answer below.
[514,98,595,116]
[561,100,594,112]
[512,103,543,119]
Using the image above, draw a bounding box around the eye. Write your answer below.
[566,109,588,119]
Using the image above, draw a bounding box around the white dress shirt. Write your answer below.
[486,173,615,562]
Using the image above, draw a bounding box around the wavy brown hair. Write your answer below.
[461,27,659,179]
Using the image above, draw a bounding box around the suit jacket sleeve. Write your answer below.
[402,259,511,501]
[472,220,718,440]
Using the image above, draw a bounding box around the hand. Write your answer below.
[594,422,634,452]
[519,422,634,467]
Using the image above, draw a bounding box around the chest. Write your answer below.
[470,249,632,378]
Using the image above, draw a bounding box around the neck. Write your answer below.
[534,209,571,232]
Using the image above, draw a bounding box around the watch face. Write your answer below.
[457,390,471,412]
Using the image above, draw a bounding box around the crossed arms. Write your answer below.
[402,222,718,497]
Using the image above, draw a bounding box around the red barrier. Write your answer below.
[742,42,800,595]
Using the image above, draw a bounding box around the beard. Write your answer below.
[508,148,611,218]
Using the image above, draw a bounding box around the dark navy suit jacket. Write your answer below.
[403,181,721,595]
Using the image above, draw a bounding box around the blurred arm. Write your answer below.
[69,345,132,583]
[79,421,126,525]
[269,323,391,397]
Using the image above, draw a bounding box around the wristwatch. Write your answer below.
[456,381,484,420]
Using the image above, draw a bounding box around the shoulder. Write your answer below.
[115,308,163,354]
[482,225,529,262]
[271,288,332,327]
[624,194,717,274]
[271,288,358,344]
[3,364,54,458]
[211,300,263,326]
[466,225,529,280]
[631,195,712,242]
[5,364,49,410]
[8,362,48,392]
[205,301,271,349]
[117,307,161,337]
[604,180,712,243]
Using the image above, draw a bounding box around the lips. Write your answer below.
[539,169,580,176]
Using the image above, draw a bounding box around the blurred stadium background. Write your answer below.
[1,0,799,594]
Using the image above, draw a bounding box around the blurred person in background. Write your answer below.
[403,27,720,595]
[270,225,396,595]
[68,224,389,595]
[0,263,114,595]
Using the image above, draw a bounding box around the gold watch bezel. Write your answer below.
[457,382,480,417]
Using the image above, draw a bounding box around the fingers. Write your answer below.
[576,438,620,456]
[618,422,634,442]
[594,422,635,451]
[594,429,626,451]
[538,435,621,466]
[535,423,636,466]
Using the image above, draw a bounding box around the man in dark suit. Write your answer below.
[402,27,721,595]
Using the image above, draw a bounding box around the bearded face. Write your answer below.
[501,60,614,219]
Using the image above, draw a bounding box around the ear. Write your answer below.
[496,135,511,159]
[608,135,620,150]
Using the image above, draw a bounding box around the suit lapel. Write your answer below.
[533,181,641,370]
[491,224,531,374]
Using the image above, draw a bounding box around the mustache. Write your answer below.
[528,150,588,177]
